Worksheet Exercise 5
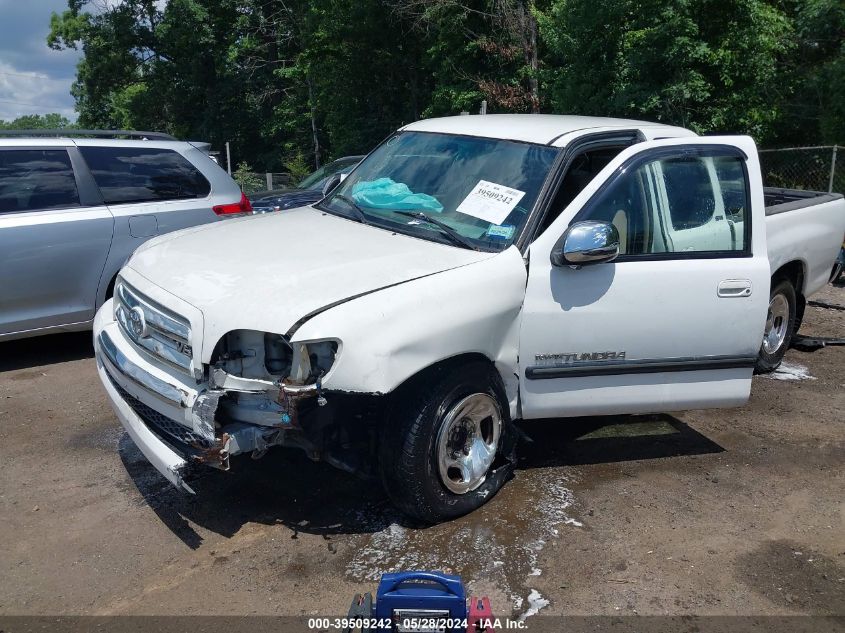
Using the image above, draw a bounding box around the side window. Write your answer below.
[79,147,211,204]
[538,145,629,234]
[0,149,80,213]
[661,158,717,230]
[580,150,748,256]
[713,155,748,228]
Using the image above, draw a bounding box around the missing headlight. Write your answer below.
[264,332,293,375]
[289,340,338,384]
[211,330,337,385]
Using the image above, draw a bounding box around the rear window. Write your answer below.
[661,157,718,230]
[79,146,210,204]
[0,149,80,213]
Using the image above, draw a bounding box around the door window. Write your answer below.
[79,147,210,204]
[580,150,749,256]
[0,149,80,213]
[538,145,630,234]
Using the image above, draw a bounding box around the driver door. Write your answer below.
[518,136,770,419]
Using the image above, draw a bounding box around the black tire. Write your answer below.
[379,362,515,523]
[832,247,844,284]
[755,278,797,373]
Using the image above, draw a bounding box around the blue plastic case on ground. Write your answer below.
[374,571,467,631]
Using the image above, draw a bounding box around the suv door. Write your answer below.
[76,145,219,305]
[519,137,769,418]
[0,147,113,336]
[77,145,215,237]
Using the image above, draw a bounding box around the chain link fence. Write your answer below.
[758,145,843,193]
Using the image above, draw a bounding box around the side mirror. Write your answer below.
[322,173,343,197]
[551,221,620,267]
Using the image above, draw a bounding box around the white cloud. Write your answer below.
[0,1,176,121]
[0,62,77,120]
[0,0,81,121]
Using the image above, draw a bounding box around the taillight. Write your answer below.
[213,192,253,216]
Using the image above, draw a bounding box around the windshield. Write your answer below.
[319,132,558,251]
[298,157,359,190]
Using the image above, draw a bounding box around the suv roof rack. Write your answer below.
[0,129,178,141]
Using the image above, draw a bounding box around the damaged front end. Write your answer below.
[189,330,378,477]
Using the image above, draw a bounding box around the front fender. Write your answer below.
[292,246,527,417]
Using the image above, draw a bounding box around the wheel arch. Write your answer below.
[771,260,806,330]
[390,352,502,401]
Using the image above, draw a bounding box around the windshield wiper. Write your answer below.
[333,194,369,224]
[391,210,480,251]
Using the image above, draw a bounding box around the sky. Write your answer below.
[0,0,82,122]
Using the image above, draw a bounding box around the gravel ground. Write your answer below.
[0,284,842,620]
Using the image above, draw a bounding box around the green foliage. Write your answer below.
[232,161,263,192]
[0,113,75,129]
[538,0,793,142]
[776,0,845,144]
[404,1,541,115]
[283,153,311,184]
[817,55,845,142]
[44,0,845,173]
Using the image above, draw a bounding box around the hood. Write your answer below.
[127,206,494,347]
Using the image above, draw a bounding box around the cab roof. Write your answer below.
[401,114,694,146]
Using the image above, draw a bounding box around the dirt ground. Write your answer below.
[0,284,842,621]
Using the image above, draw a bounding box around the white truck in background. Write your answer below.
[92,115,845,522]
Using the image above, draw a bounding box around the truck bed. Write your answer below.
[764,187,845,298]
[764,187,843,215]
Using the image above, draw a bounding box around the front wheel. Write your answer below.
[755,279,797,373]
[379,362,514,523]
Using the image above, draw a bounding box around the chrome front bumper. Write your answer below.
[95,300,303,492]
[96,355,196,492]
[97,326,190,408]
[94,301,217,493]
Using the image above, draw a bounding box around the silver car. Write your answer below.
[0,131,248,341]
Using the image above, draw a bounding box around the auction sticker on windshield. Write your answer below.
[457,180,525,225]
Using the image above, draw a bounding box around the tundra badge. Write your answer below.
[535,351,626,364]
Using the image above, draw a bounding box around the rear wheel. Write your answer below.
[833,246,845,283]
[379,362,514,523]
[755,279,797,373]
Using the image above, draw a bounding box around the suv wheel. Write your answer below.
[379,362,514,523]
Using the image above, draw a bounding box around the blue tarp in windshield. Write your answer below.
[351,178,443,212]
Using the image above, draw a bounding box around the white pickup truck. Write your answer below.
[93,115,845,522]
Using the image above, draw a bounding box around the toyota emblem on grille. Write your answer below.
[128,306,148,339]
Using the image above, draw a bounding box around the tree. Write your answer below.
[48,0,279,169]
[393,0,543,113]
[44,0,845,170]
[775,0,845,144]
[231,0,431,167]
[0,113,75,129]
[235,0,320,167]
[307,0,431,154]
[538,0,793,142]
[232,161,263,192]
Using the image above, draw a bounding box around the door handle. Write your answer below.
[718,279,752,298]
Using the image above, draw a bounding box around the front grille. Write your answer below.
[108,373,212,450]
[114,280,194,376]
